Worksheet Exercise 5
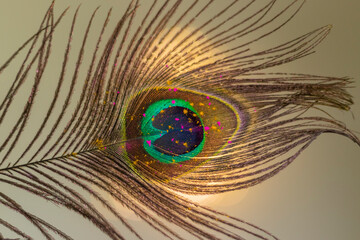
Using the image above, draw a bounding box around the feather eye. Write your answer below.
[124,87,243,179]
[0,0,359,239]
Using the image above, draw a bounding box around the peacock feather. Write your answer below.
[0,0,359,239]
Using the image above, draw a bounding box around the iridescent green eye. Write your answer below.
[141,99,205,163]
[123,87,244,180]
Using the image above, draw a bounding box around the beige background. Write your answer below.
[0,0,359,239]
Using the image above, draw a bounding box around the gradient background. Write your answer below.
[0,0,359,239]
